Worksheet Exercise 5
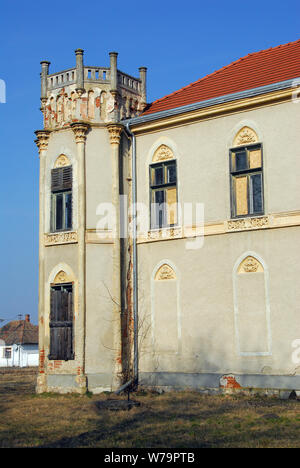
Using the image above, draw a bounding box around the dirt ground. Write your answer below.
[0,368,300,448]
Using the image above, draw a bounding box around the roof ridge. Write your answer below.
[147,38,300,108]
[21,320,26,344]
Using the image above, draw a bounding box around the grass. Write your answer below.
[0,369,300,447]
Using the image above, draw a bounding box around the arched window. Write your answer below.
[49,270,74,361]
[230,127,264,218]
[150,145,177,229]
[51,155,72,232]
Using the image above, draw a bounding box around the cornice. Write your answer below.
[128,87,294,136]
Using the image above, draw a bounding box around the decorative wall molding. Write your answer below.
[34,130,51,153]
[238,256,264,274]
[155,264,176,281]
[152,144,174,162]
[233,251,272,356]
[54,153,71,168]
[233,126,259,146]
[85,229,114,244]
[44,231,78,246]
[137,211,300,245]
[227,216,269,231]
[53,270,73,284]
[107,124,123,145]
[70,122,90,143]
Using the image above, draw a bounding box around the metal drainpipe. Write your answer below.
[114,122,138,394]
[126,122,138,386]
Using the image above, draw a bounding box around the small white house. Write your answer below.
[0,315,38,367]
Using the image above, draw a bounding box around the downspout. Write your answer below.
[122,122,138,388]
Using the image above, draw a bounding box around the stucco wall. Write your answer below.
[135,100,300,222]
[135,99,300,386]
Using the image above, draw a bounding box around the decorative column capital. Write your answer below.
[70,122,90,143]
[34,130,51,153]
[107,124,123,146]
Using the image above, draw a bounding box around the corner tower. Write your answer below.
[35,50,146,394]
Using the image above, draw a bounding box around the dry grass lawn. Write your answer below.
[1,368,300,448]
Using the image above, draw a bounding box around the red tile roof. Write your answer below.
[142,39,300,116]
[0,320,38,346]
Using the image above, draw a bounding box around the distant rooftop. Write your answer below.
[0,316,38,346]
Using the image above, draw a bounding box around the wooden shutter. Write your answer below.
[49,286,74,361]
[51,166,72,192]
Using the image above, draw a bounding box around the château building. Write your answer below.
[35,40,300,394]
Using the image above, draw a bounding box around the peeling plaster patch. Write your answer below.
[220,374,242,389]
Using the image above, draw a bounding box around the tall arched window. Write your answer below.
[150,145,178,229]
[230,127,264,218]
[51,155,72,232]
[49,270,74,361]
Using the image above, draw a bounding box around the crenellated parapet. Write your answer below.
[40,49,147,129]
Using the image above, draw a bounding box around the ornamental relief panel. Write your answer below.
[53,270,73,284]
[152,145,174,162]
[228,216,269,231]
[44,231,78,246]
[54,154,71,168]
[233,126,259,147]
[155,264,176,281]
[238,256,264,274]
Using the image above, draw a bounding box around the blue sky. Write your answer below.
[0,0,299,324]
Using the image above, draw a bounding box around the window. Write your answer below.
[49,283,74,361]
[4,347,11,359]
[230,144,264,218]
[51,166,72,232]
[150,160,177,228]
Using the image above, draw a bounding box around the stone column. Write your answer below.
[139,67,147,109]
[34,129,51,394]
[75,49,85,97]
[71,122,90,393]
[107,124,123,389]
[109,52,118,94]
[40,61,50,102]
[40,61,50,126]
[109,52,119,122]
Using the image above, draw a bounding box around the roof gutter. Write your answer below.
[123,77,300,127]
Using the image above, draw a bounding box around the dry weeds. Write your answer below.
[0,369,300,448]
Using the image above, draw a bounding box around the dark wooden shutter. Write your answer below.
[51,166,72,192]
[49,285,74,361]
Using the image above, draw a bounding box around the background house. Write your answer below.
[0,315,39,367]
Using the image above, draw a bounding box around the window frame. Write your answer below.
[51,190,73,232]
[50,165,73,233]
[149,159,178,230]
[229,143,264,219]
[4,347,12,359]
[48,282,75,361]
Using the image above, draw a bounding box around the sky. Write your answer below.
[0,0,299,325]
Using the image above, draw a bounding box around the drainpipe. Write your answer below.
[125,122,138,387]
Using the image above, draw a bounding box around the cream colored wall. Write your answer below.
[135,100,300,378]
[138,227,300,376]
[85,127,112,229]
[136,100,300,223]
[42,126,116,387]
[85,244,115,376]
